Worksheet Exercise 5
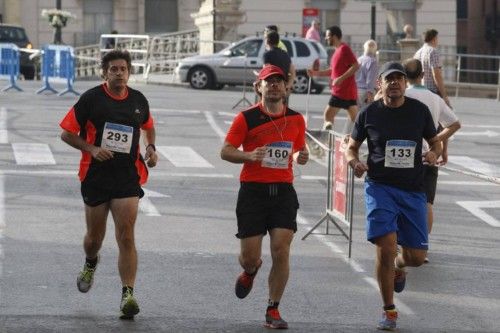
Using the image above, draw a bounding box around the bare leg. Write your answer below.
[374,232,397,307]
[110,197,139,287]
[83,203,109,259]
[239,234,264,274]
[323,105,340,125]
[268,228,294,302]
[397,247,427,269]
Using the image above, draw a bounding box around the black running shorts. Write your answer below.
[423,165,438,204]
[328,95,357,109]
[235,182,299,239]
[81,164,145,207]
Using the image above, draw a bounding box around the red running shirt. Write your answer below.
[330,43,358,100]
[225,103,306,183]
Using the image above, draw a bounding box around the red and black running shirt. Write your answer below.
[225,103,306,183]
[59,83,154,184]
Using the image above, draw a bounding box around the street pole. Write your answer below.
[54,0,62,44]
[371,0,376,40]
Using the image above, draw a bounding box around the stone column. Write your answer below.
[191,0,245,55]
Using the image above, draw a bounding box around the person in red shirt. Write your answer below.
[308,26,359,133]
[221,65,309,329]
[59,50,158,320]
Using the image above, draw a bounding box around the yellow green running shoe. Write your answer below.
[119,288,140,320]
[76,255,99,293]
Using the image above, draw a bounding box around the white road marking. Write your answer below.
[438,181,496,186]
[139,188,171,217]
[450,156,500,177]
[12,143,56,165]
[0,107,7,144]
[218,111,236,117]
[456,201,500,227]
[462,124,500,129]
[454,130,499,137]
[297,214,414,315]
[157,146,214,168]
[204,111,226,142]
[151,108,201,114]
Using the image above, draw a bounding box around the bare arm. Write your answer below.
[307,68,331,77]
[423,135,443,165]
[220,141,266,164]
[345,137,369,178]
[432,67,450,106]
[333,62,360,86]
[142,127,158,167]
[293,146,309,165]
[61,129,114,161]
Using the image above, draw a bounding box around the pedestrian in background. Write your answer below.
[414,29,451,107]
[59,50,158,320]
[263,30,296,100]
[307,26,359,134]
[221,65,309,330]
[345,61,441,331]
[305,19,321,42]
[403,58,461,262]
[356,39,378,110]
[264,25,288,52]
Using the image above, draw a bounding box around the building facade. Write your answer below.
[0,0,459,51]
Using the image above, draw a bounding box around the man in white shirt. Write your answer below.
[403,58,461,261]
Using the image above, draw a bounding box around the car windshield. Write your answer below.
[309,41,328,58]
[229,39,263,57]
[0,27,28,42]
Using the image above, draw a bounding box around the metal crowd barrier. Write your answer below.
[302,130,355,258]
[36,44,79,96]
[0,43,22,92]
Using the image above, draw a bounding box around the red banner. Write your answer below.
[331,137,348,216]
[302,8,319,37]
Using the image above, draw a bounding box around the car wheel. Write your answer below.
[293,73,309,94]
[188,67,213,89]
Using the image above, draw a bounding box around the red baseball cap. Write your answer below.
[258,65,285,80]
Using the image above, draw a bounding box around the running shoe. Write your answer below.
[394,267,406,293]
[77,255,99,293]
[265,308,288,329]
[322,121,333,131]
[119,287,140,320]
[377,309,398,331]
[424,257,429,264]
[235,259,262,299]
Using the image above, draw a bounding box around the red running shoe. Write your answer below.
[235,259,262,299]
[265,308,288,329]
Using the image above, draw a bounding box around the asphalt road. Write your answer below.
[0,80,499,332]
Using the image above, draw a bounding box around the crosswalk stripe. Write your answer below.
[0,107,7,144]
[450,155,500,178]
[157,146,214,168]
[12,143,56,165]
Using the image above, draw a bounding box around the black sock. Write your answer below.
[85,256,98,268]
[122,286,134,295]
[383,304,396,311]
[267,300,279,312]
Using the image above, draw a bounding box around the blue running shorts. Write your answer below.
[365,181,428,249]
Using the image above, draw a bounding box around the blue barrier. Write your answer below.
[36,44,79,96]
[0,43,23,92]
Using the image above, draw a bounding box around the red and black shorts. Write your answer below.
[235,182,299,239]
[81,163,145,207]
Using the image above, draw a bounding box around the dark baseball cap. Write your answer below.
[258,65,285,80]
[379,61,406,79]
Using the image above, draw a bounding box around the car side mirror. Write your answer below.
[222,49,232,57]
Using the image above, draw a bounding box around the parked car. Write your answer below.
[174,36,329,94]
[0,24,36,80]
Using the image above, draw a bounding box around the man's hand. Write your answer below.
[349,159,368,178]
[248,146,267,161]
[306,69,315,77]
[145,145,158,167]
[423,151,438,165]
[91,146,114,162]
[296,147,309,165]
[437,150,448,166]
